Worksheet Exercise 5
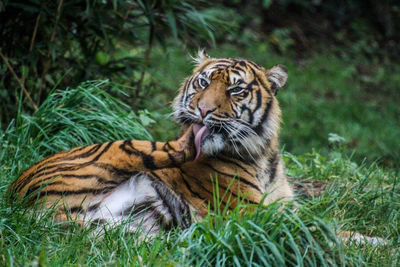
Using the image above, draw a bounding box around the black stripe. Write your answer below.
[21,145,93,182]
[147,171,162,182]
[181,81,197,104]
[198,61,216,72]
[178,171,204,201]
[91,219,106,225]
[268,152,279,183]
[210,113,229,120]
[142,153,157,170]
[234,65,247,73]
[92,163,136,178]
[91,142,113,161]
[121,199,155,217]
[257,76,273,95]
[238,61,247,67]
[63,144,103,161]
[26,148,118,185]
[190,75,198,89]
[17,144,104,190]
[215,156,254,177]
[246,88,254,108]
[182,168,249,205]
[180,77,191,101]
[27,161,133,196]
[184,168,259,206]
[180,169,216,200]
[246,79,258,92]
[254,97,273,135]
[185,92,196,99]
[26,163,79,183]
[230,69,242,76]
[66,145,89,154]
[36,187,116,197]
[120,141,158,170]
[167,153,178,166]
[241,91,249,99]
[40,144,102,169]
[181,78,192,104]
[119,140,135,154]
[215,59,234,64]
[253,87,262,114]
[34,142,113,181]
[209,63,231,70]
[249,66,268,93]
[27,173,120,193]
[68,206,84,214]
[241,105,254,124]
[246,60,262,70]
[230,102,240,117]
[201,162,262,192]
[87,202,101,212]
[163,141,175,152]
[24,181,65,198]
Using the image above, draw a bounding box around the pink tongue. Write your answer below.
[193,123,209,160]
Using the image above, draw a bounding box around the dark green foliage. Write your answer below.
[0,0,230,127]
[224,0,400,59]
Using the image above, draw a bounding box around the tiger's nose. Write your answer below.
[198,105,215,118]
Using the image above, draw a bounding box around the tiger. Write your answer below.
[10,50,294,235]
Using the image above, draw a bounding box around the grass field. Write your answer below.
[0,45,399,265]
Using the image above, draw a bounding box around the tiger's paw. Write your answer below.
[176,124,196,163]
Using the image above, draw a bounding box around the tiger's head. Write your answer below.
[173,50,288,161]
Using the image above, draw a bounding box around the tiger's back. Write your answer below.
[10,51,293,234]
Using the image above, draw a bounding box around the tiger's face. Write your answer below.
[173,50,288,160]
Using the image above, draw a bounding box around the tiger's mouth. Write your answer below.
[192,123,210,160]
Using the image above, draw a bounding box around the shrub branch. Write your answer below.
[0,50,38,110]
[29,12,42,52]
[37,0,64,105]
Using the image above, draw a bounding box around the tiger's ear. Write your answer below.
[266,64,288,95]
[193,48,210,65]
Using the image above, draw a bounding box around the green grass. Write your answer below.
[1,81,399,265]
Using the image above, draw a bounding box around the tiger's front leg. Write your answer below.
[12,125,195,204]
[101,124,195,174]
[9,125,196,232]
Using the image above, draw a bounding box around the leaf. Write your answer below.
[139,113,155,127]
[166,9,178,39]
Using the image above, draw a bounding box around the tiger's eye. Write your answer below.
[199,78,209,88]
[229,87,245,95]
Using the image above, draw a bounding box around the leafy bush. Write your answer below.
[0,0,231,127]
